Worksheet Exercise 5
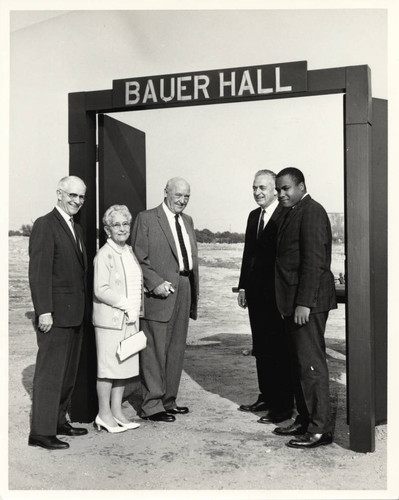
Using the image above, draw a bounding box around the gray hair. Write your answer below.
[102,205,132,226]
[254,169,276,181]
[57,175,86,190]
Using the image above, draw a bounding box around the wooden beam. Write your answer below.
[68,94,99,423]
[345,65,375,452]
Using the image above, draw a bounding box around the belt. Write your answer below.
[179,270,192,277]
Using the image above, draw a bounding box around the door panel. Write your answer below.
[98,114,146,245]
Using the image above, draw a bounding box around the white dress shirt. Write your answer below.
[259,197,279,229]
[162,202,193,271]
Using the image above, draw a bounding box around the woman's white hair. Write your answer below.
[102,205,132,226]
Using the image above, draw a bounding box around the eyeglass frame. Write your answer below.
[58,189,87,203]
[108,222,131,229]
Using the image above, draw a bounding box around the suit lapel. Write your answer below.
[181,213,196,257]
[156,204,179,260]
[52,208,84,267]
[279,195,312,234]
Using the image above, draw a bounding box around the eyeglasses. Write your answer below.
[110,222,130,229]
[59,189,87,202]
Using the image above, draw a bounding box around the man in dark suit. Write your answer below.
[131,177,199,422]
[28,176,89,450]
[273,167,337,449]
[237,170,294,423]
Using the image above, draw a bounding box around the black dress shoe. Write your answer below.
[166,406,189,415]
[141,411,176,422]
[287,432,333,449]
[257,409,293,424]
[57,422,88,436]
[238,399,269,412]
[28,435,69,450]
[273,421,308,436]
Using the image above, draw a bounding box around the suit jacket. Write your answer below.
[28,208,87,327]
[275,195,337,316]
[131,204,199,322]
[238,203,288,298]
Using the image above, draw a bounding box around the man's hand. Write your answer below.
[294,306,311,325]
[38,313,53,333]
[237,290,247,309]
[152,281,175,298]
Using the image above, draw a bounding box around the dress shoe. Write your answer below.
[273,421,308,436]
[238,399,269,413]
[257,409,293,424]
[287,431,333,449]
[28,435,69,450]
[57,422,88,436]
[141,411,176,422]
[113,416,141,430]
[165,406,189,415]
[94,415,127,433]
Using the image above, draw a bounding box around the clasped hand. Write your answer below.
[152,281,175,298]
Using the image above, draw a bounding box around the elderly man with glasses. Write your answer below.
[28,175,89,450]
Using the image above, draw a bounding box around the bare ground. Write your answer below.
[6,237,388,496]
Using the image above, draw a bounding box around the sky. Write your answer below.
[5,5,388,233]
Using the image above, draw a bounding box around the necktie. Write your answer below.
[70,217,82,253]
[257,210,265,239]
[175,215,190,272]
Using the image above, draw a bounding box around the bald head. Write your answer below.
[164,177,191,215]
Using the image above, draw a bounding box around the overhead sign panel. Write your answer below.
[113,61,307,109]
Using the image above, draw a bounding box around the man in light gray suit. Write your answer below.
[131,177,199,422]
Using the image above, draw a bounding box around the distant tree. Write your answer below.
[328,213,345,243]
[195,228,245,244]
[8,229,22,236]
[20,224,33,237]
[195,228,215,243]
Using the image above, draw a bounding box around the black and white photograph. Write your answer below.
[2,1,397,499]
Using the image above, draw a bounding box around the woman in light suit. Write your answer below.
[93,205,143,433]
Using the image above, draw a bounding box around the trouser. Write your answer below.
[284,312,332,434]
[247,290,294,412]
[139,275,191,417]
[30,324,83,436]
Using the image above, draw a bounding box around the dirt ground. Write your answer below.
[5,237,390,498]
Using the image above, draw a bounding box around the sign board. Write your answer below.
[113,60,307,108]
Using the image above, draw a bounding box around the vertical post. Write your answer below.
[344,66,375,452]
[68,92,98,422]
[371,98,388,425]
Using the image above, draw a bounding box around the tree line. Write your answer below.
[9,213,345,243]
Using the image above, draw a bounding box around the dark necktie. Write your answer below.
[175,215,190,272]
[257,209,265,239]
[70,217,82,253]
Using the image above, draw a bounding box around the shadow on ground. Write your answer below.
[183,333,349,449]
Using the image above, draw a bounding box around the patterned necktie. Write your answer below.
[175,215,190,271]
[257,209,265,239]
[70,217,82,253]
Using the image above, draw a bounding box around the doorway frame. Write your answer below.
[68,63,385,453]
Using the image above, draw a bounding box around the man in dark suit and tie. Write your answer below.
[237,170,294,423]
[28,176,89,450]
[131,177,199,422]
[273,167,336,448]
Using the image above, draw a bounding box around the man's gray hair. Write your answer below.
[254,169,276,180]
[57,175,87,190]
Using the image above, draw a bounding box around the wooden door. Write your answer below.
[98,114,146,245]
